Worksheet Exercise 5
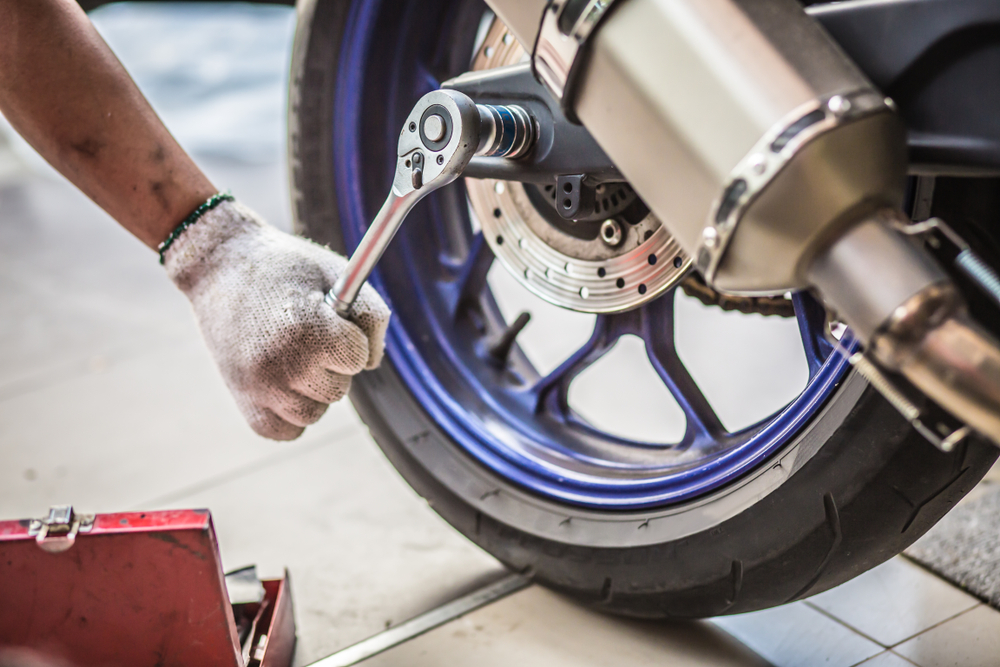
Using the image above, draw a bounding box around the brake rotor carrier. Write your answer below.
[465,20,691,314]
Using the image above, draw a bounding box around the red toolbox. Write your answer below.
[0,506,295,667]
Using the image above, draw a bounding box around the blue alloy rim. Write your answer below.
[332,0,855,510]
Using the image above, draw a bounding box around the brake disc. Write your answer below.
[466,19,795,318]
[465,20,690,314]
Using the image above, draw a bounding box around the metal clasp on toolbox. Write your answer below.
[27,504,96,553]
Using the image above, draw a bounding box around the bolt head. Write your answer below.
[600,219,623,247]
[423,114,446,142]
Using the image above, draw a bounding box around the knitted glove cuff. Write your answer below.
[162,198,265,293]
[157,193,234,264]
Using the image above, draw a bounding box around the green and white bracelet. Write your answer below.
[157,192,235,265]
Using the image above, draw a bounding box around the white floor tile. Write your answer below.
[0,190,193,399]
[713,601,883,666]
[362,585,770,667]
[894,605,1000,667]
[807,556,979,647]
[0,341,365,518]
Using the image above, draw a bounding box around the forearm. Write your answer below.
[0,0,216,249]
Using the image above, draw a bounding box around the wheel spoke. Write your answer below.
[641,291,727,441]
[429,184,474,268]
[792,292,833,377]
[440,232,495,317]
[524,315,621,414]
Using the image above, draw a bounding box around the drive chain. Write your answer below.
[680,273,796,318]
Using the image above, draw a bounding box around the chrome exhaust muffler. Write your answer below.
[809,214,1000,443]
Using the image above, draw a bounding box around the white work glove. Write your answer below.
[163,199,390,441]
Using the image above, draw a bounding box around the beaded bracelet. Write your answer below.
[158,192,235,265]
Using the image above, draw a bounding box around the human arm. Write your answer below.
[0,0,215,248]
[0,0,390,439]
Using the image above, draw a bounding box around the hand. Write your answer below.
[163,200,390,440]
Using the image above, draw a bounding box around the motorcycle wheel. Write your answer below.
[288,0,997,617]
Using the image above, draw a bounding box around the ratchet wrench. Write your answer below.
[325,89,534,318]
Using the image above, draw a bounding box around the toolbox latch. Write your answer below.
[28,505,95,553]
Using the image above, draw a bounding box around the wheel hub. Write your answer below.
[464,19,691,314]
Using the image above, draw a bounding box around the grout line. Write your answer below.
[887,650,922,666]
[132,423,364,509]
[900,552,996,609]
[847,649,921,667]
[803,601,887,648]
[806,596,985,653]
[848,650,889,667]
[886,603,984,649]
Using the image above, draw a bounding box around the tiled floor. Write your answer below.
[5,5,1000,666]
[360,586,770,667]
[714,555,997,667]
[807,557,979,647]
[893,606,1000,667]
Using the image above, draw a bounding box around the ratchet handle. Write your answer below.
[325,187,428,318]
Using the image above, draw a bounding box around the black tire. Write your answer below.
[288,0,998,618]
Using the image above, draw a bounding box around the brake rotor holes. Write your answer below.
[464,18,692,314]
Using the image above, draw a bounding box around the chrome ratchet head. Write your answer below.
[392,89,483,198]
[326,89,483,318]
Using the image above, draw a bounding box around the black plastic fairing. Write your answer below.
[809,0,1000,174]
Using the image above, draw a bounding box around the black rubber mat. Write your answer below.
[906,483,1000,608]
